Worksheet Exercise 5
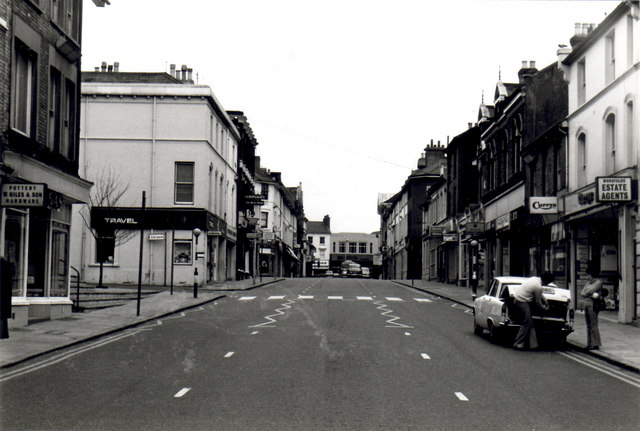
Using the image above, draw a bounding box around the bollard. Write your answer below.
[194,267,198,298]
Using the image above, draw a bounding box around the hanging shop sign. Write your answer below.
[147,234,165,240]
[529,196,558,214]
[443,233,459,242]
[596,177,632,202]
[466,222,485,235]
[1,183,47,207]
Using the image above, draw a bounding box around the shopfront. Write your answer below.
[563,177,637,323]
[2,179,89,327]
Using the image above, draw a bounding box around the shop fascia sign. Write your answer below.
[443,233,459,242]
[595,177,633,202]
[496,213,510,230]
[529,196,558,214]
[1,183,47,207]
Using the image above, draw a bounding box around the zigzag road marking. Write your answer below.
[249,298,296,328]
[373,300,413,329]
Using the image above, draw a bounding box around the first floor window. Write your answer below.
[260,211,269,229]
[338,242,346,253]
[359,242,367,254]
[175,162,194,204]
[11,39,37,137]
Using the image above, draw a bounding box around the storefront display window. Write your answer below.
[4,209,27,296]
[173,240,192,264]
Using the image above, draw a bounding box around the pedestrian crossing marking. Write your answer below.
[235,295,433,302]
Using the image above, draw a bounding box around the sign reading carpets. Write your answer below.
[1,183,46,207]
[529,196,558,214]
[596,177,632,202]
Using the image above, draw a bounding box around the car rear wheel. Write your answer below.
[488,321,502,343]
[473,318,483,336]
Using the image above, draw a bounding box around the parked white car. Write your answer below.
[473,276,574,345]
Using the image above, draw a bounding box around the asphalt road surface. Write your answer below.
[2,278,639,430]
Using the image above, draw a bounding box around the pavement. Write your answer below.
[1,277,639,373]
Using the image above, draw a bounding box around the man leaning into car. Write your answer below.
[512,273,552,350]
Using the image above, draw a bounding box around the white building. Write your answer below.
[255,162,302,277]
[71,64,239,287]
[558,1,639,322]
[306,215,331,275]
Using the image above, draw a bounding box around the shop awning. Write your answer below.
[286,245,300,261]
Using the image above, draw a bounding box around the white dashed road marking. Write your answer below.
[174,388,191,398]
[357,296,374,301]
[421,353,431,360]
[414,298,433,303]
[268,296,285,300]
[328,296,343,300]
[298,295,314,300]
[455,392,469,401]
[239,296,256,301]
[404,332,411,336]
[224,351,235,358]
[386,297,403,302]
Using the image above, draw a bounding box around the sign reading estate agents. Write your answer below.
[1,183,46,207]
[596,177,632,202]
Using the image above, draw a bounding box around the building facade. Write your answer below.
[255,161,302,277]
[379,143,446,280]
[307,215,331,276]
[1,0,105,329]
[71,64,239,288]
[558,1,639,322]
[330,231,381,278]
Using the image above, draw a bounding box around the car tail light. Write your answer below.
[501,303,507,321]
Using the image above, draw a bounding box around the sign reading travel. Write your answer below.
[596,177,632,202]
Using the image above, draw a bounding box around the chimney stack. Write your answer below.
[518,59,538,84]
[170,64,176,78]
[101,61,107,72]
[114,62,119,72]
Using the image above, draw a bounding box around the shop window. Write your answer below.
[11,39,37,137]
[175,162,194,204]
[3,209,28,296]
[173,240,192,264]
[50,224,69,297]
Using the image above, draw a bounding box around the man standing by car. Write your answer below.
[512,273,552,350]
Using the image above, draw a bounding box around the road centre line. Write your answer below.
[328,296,343,300]
[455,392,469,401]
[239,296,256,301]
[224,351,235,358]
[386,297,403,302]
[174,388,191,398]
[298,295,314,299]
[357,296,374,300]
[268,295,285,300]
[414,298,433,302]
[421,353,431,359]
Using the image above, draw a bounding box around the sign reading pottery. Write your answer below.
[529,196,558,214]
[596,177,632,202]
[1,183,46,207]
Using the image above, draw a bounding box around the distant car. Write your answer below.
[361,267,370,278]
[325,270,334,277]
[473,276,573,345]
[347,263,362,277]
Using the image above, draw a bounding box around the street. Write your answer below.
[2,278,639,431]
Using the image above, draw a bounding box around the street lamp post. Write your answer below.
[193,228,202,298]
[470,239,479,298]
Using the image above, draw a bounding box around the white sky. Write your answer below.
[82,0,617,233]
